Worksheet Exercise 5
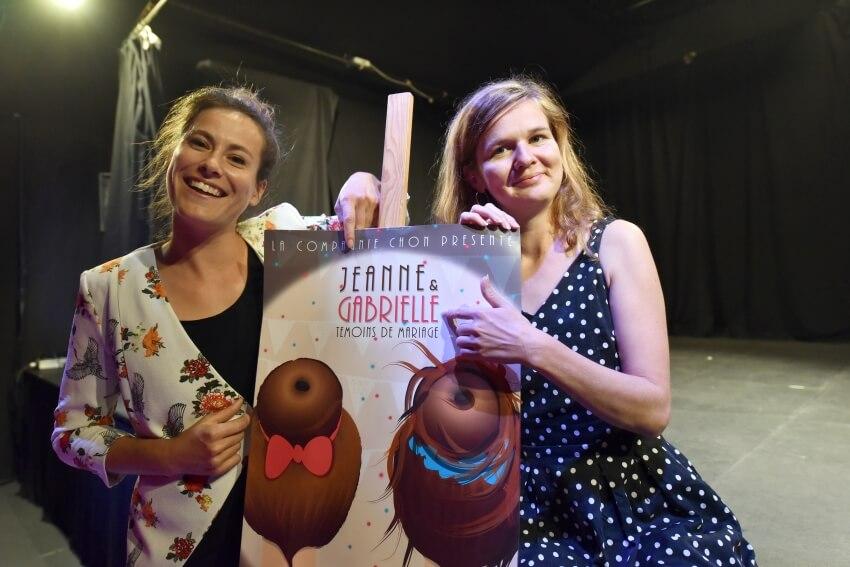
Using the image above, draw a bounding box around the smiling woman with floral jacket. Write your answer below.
[51,86,376,566]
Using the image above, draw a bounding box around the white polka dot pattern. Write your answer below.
[519,218,757,566]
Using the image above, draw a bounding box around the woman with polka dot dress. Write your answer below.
[434,77,758,567]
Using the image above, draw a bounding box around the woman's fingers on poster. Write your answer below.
[445,306,476,334]
[210,442,243,476]
[205,396,244,423]
[336,172,381,247]
[459,210,489,228]
[453,320,479,338]
[217,413,250,437]
[455,335,481,357]
[460,204,518,231]
[447,308,486,357]
[447,291,532,364]
[480,275,511,308]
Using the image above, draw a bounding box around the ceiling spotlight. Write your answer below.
[53,0,86,10]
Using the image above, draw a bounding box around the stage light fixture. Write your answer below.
[53,0,85,10]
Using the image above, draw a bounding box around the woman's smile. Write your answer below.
[184,177,226,198]
[511,171,544,188]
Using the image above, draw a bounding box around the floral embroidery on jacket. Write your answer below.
[166,533,196,562]
[195,494,212,512]
[142,267,168,301]
[101,429,121,447]
[120,323,157,357]
[140,499,159,528]
[178,475,211,497]
[58,430,73,453]
[179,354,213,383]
[127,546,141,567]
[192,381,237,418]
[142,324,165,357]
[84,404,114,426]
[117,358,129,379]
[99,259,121,273]
[179,474,215,512]
[131,488,159,528]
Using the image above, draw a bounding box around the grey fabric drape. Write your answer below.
[102,37,161,259]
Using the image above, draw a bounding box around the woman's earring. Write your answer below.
[475,191,488,206]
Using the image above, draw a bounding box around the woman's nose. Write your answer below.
[198,153,223,177]
[512,143,535,169]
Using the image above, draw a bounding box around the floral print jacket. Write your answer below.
[51,204,340,566]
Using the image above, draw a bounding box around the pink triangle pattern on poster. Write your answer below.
[241,226,521,566]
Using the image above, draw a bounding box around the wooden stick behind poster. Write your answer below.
[376,90,442,567]
[250,93,417,567]
[378,92,414,228]
[377,92,443,567]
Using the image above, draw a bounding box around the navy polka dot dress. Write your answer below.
[519,218,757,567]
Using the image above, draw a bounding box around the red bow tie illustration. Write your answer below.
[261,418,341,479]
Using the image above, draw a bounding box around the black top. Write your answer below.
[182,246,262,567]
[181,247,264,401]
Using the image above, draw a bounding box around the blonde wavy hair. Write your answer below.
[432,76,608,255]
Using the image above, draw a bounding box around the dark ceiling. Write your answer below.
[2,0,828,112]
[145,0,729,104]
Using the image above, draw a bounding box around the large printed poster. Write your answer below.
[240,225,521,567]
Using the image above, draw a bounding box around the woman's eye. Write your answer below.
[530,134,546,143]
[188,137,208,149]
[229,155,247,166]
[491,146,507,157]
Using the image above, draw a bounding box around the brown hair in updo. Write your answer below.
[244,358,362,564]
[138,85,282,233]
[383,341,519,567]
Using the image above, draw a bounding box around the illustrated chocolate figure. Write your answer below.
[385,341,520,567]
[244,358,362,564]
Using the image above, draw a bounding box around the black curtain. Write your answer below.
[0,112,23,481]
[102,36,161,260]
[576,4,850,339]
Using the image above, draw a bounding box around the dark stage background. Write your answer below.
[1,0,848,483]
[574,5,850,339]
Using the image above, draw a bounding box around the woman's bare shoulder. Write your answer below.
[598,220,656,285]
[602,219,647,249]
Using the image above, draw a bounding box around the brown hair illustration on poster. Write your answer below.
[244,358,362,565]
[384,341,520,567]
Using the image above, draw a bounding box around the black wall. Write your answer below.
[572,4,850,339]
